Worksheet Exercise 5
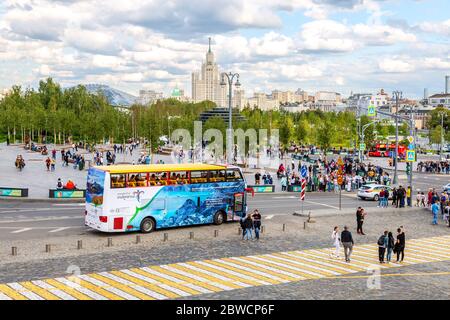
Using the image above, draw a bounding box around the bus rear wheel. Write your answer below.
[213,211,226,225]
[140,217,155,233]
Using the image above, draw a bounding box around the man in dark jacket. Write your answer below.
[356,207,365,235]
[341,226,354,262]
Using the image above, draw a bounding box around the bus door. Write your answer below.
[230,192,245,220]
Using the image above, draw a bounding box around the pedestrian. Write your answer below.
[56,178,63,190]
[331,226,340,258]
[392,187,397,207]
[395,227,405,262]
[386,231,395,263]
[406,186,411,207]
[356,207,366,235]
[341,226,354,262]
[431,199,440,225]
[255,172,261,185]
[243,213,254,240]
[50,158,55,171]
[252,209,262,240]
[280,175,287,191]
[377,231,388,263]
[45,157,51,171]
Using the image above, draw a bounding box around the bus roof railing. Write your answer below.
[92,163,230,174]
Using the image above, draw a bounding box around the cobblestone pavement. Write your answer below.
[0,208,449,299]
[0,234,449,300]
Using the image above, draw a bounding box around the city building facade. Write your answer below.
[136,89,164,105]
[191,38,227,108]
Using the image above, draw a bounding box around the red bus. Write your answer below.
[368,144,406,158]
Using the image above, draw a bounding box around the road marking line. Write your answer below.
[220,257,291,282]
[0,291,12,300]
[150,266,222,293]
[0,284,27,300]
[52,277,113,300]
[231,257,302,280]
[99,272,165,299]
[161,265,235,291]
[178,262,250,288]
[274,252,353,274]
[7,283,43,300]
[193,260,270,286]
[117,270,190,297]
[10,228,32,234]
[265,215,274,220]
[290,251,365,272]
[32,280,76,300]
[90,273,155,300]
[48,227,72,233]
[20,281,60,300]
[79,275,138,300]
[245,255,322,278]
[210,259,282,284]
[134,268,207,295]
[304,200,339,210]
[262,254,333,277]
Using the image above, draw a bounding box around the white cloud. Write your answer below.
[378,58,415,73]
[419,19,450,37]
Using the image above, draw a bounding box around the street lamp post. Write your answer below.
[392,91,402,185]
[438,111,447,160]
[220,72,241,164]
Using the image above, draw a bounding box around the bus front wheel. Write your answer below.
[213,211,226,225]
[140,217,155,233]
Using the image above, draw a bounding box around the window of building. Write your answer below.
[111,174,126,188]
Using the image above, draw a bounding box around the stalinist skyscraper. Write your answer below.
[191,38,227,107]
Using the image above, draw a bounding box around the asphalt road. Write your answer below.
[0,170,448,241]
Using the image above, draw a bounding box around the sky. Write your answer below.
[0,0,449,99]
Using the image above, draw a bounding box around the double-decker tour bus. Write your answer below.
[85,164,249,233]
[368,143,406,158]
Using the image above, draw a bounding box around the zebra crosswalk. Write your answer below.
[1,235,449,300]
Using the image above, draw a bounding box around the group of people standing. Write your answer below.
[240,210,262,241]
[377,227,406,263]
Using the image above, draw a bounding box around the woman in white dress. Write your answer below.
[331,226,340,258]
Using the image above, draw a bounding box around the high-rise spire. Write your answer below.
[208,37,211,53]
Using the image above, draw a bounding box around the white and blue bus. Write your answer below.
[85,164,248,233]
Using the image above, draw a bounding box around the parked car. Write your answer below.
[357,184,392,201]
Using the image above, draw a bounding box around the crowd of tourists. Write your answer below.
[417,161,450,174]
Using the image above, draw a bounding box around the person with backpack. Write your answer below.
[386,231,395,263]
[252,209,262,240]
[378,231,388,263]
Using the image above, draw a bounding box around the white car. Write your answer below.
[443,183,450,192]
[357,184,392,201]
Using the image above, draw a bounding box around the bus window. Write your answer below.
[168,171,188,185]
[209,170,226,182]
[226,169,243,181]
[190,170,209,184]
[149,172,167,186]
[111,174,126,188]
[134,173,147,187]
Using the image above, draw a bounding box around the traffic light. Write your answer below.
[406,163,411,175]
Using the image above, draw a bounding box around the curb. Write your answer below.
[0,197,84,203]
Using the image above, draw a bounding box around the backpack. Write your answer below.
[377,235,385,246]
